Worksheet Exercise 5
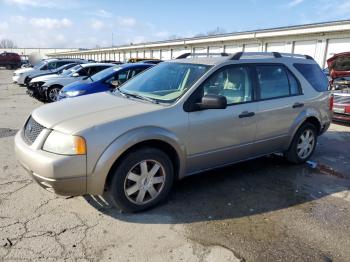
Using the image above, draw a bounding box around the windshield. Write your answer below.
[61,65,81,76]
[118,62,211,103]
[91,66,120,82]
[33,61,46,69]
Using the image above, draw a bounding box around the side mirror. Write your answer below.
[197,94,227,110]
[110,80,120,87]
[72,72,79,77]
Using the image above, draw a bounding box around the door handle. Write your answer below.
[239,111,255,118]
[292,102,304,108]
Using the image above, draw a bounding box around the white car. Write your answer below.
[13,58,86,85]
[29,63,113,102]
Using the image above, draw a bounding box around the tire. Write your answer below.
[285,123,318,164]
[108,147,174,212]
[46,86,61,102]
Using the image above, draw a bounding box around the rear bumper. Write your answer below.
[14,130,87,196]
[333,113,350,122]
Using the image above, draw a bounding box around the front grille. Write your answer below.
[23,116,45,145]
[334,94,350,104]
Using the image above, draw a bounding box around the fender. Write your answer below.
[86,126,187,195]
[286,107,322,148]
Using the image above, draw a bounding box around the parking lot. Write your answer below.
[1,68,350,261]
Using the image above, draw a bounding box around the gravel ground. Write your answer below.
[1,69,350,262]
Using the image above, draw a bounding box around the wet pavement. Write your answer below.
[1,69,350,261]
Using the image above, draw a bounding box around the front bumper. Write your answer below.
[12,75,19,83]
[14,130,87,196]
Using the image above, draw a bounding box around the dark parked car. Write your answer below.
[328,52,350,122]
[59,63,153,100]
[0,52,21,69]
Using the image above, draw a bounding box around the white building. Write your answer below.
[0,48,77,59]
[48,20,350,68]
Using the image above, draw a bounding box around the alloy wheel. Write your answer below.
[124,160,166,205]
[48,88,60,102]
[297,129,315,159]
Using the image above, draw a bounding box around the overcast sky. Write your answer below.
[0,0,350,48]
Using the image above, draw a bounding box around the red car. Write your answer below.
[327,52,350,122]
[0,52,21,69]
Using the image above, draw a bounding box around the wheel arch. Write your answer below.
[287,109,322,149]
[86,127,187,195]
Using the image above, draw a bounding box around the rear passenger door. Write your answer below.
[253,64,304,155]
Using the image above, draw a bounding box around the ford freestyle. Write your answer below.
[15,52,332,212]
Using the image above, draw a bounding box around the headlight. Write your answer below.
[65,90,85,97]
[43,130,86,155]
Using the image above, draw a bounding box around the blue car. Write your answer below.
[58,63,153,100]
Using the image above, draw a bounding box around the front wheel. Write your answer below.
[108,147,174,212]
[285,123,318,164]
[46,86,61,102]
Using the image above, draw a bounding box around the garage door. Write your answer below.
[266,42,286,53]
[145,50,151,59]
[152,50,161,59]
[224,45,242,54]
[172,48,188,59]
[194,47,207,54]
[294,40,317,58]
[326,38,350,60]
[161,49,171,60]
[244,43,261,52]
[209,46,223,54]
[137,51,144,58]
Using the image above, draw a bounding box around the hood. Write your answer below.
[43,76,77,86]
[30,74,60,83]
[14,67,33,74]
[32,91,162,134]
[327,52,350,79]
[61,79,92,92]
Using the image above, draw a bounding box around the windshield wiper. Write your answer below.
[123,92,159,104]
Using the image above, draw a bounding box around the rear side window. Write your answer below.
[294,63,329,92]
[256,65,300,100]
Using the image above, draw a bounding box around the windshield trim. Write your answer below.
[116,62,212,104]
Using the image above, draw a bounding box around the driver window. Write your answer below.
[47,62,57,70]
[201,66,253,104]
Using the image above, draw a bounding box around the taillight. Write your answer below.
[329,95,334,111]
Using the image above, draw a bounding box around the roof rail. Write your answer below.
[176,53,229,59]
[230,52,282,60]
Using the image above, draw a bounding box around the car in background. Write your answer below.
[59,63,153,100]
[12,58,87,85]
[37,63,114,102]
[26,63,80,98]
[25,63,79,86]
[100,60,123,64]
[127,58,162,63]
[0,52,21,69]
[140,60,163,65]
[327,52,350,122]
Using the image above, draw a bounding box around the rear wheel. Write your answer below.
[47,86,62,102]
[108,147,174,212]
[285,123,318,164]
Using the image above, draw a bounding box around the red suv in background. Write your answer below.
[0,52,21,69]
[328,52,350,122]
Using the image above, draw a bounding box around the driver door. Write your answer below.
[186,64,258,174]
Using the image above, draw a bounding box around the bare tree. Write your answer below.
[0,39,17,48]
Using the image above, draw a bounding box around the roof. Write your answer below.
[166,52,317,65]
[81,62,114,67]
